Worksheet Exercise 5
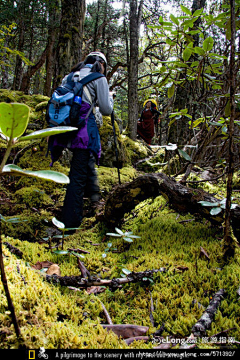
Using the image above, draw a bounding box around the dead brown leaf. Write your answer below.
[176,266,189,272]
[86,286,106,295]
[32,261,53,270]
[46,264,61,276]
[200,246,210,261]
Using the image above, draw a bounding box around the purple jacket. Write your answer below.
[49,102,101,166]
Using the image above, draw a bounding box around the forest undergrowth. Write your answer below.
[0,91,240,349]
[1,177,240,349]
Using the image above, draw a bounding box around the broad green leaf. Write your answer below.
[160,65,167,73]
[6,217,28,223]
[70,251,85,258]
[209,121,223,126]
[115,227,124,235]
[170,14,179,25]
[52,217,65,229]
[18,126,78,142]
[182,19,194,28]
[70,251,85,259]
[106,233,122,237]
[122,268,132,275]
[0,102,30,138]
[127,234,141,239]
[53,250,69,255]
[210,207,222,215]
[194,47,205,56]
[198,201,220,207]
[188,30,201,35]
[203,37,214,52]
[107,242,112,248]
[178,149,191,161]
[165,143,177,151]
[0,214,6,222]
[1,164,70,184]
[41,238,49,242]
[168,84,175,98]
[166,38,176,46]
[225,101,231,117]
[183,48,192,62]
[123,237,133,243]
[193,8,203,17]
[192,118,204,127]
[180,5,192,16]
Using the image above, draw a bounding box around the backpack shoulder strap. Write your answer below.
[66,72,75,86]
[73,72,104,95]
[79,72,104,85]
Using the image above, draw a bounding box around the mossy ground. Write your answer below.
[1,91,240,349]
[1,192,240,349]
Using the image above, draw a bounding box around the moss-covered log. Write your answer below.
[45,268,167,288]
[100,172,240,239]
[191,289,225,337]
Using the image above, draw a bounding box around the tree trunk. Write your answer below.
[20,46,48,93]
[43,0,60,97]
[93,0,100,51]
[12,2,25,91]
[97,172,240,240]
[56,0,86,85]
[128,0,143,140]
[223,0,236,260]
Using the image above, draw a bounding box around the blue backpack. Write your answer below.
[46,72,104,128]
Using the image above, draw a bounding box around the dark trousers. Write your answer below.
[62,149,100,228]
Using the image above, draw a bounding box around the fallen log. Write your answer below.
[97,172,240,239]
[101,324,149,339]
[191,289,225,337]
[3,242,23,258]
[45,268,167,289]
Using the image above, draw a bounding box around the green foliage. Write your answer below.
[0,101,77,182]
[106,227,141,243]
[198,198,238,216]
[0,24,32,67]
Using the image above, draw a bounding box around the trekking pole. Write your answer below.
[111,111,121,185]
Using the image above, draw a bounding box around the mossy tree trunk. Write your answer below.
[128,0,143,141]
[55,0,86,86]
[223,0,236,261]
[43,0,61,97]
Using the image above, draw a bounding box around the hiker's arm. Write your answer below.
[95,77,113,115]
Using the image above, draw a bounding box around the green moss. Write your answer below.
[35,101,49,112]
[1,91,240,349]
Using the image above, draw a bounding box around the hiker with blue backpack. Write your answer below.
[47,52,113,229]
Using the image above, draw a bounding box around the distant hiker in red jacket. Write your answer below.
[137,100,159,145]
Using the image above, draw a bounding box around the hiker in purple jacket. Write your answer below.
[61,52,113,229]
